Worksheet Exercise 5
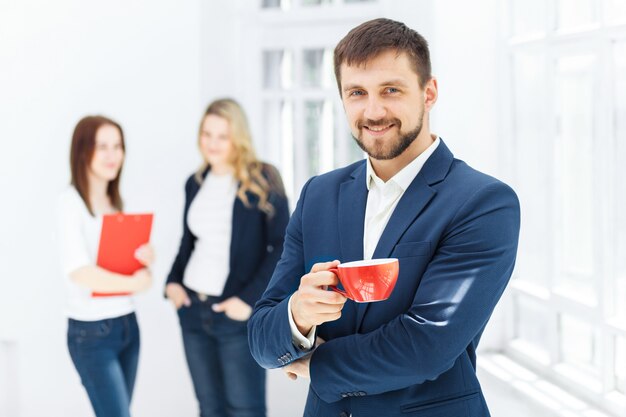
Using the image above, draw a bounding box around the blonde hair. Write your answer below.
[195,98,283,216]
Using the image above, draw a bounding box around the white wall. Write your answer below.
[0,0,202,415]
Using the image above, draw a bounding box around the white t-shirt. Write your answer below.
[56,186,134,321]
[183,172,237,296]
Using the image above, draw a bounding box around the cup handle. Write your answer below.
[328,268,349,298]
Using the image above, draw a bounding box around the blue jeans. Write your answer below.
[67,312,140,417]
[178,292,266,417]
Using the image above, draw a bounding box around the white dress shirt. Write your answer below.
[183,172,237,296]
[289,137,441,350]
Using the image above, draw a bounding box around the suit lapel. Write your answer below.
[337,163,368,333]
[338,163,367,263]
[229,197,245,269]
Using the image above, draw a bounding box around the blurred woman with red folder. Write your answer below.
[165,98,289,417]
[56,116,154,417]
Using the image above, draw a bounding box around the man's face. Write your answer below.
[340,50,425,160]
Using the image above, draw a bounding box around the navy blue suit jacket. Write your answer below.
[166,164,289,307]
[248,140,520,417]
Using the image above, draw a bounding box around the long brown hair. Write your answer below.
[195,98,284,216]
[70,115,125,216]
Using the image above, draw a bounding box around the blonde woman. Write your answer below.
[165,99,289,417]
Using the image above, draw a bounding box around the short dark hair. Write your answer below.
[333,18,432,94]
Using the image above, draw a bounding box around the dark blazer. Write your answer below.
[166,164,289,307]
[248,140,520,417]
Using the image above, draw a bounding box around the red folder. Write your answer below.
[93,213,154,297]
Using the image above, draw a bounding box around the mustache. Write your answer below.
[356,118,401,129]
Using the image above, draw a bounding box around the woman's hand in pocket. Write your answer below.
[166,283,191,309]
[212,296,252,321]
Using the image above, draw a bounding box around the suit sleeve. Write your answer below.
[237,187,290,307]
[248,176,316,369]
[165,176,197,287]
[309,181,521,403]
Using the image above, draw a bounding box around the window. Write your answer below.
[616,336,626,394]
[257,2,373,200]
[605,0,626,24]
[614,39,626,323]
[511,0,547,37]
[554,53,596,302]
[556,0,597,31]
[504,1,626,415]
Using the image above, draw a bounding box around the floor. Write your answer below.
[478,353,617,417]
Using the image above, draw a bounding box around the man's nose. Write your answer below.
[363,97,386,121]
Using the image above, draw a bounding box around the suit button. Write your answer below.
[339,412,349,417]
[340,393,348,398]
[358,391,366,396]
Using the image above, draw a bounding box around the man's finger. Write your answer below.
[310,260,340,273]
[302,270,342,288]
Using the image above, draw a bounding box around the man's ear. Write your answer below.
[424,77,438,112]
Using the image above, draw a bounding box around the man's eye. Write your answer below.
[350,90,365,97]
[386,87,399,94]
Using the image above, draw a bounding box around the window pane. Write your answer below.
[263,50,293,90]
[301,0,332,5]
[304,101,323,179]
[514,296,551,358]
[263,100,294,198]
[512,50,550,287]
[302,100,334,183]
[555,54,596,299]
[556,0,596,30]
[615,41,626,323]
[302,49,333,88]
[511,0,546,36]
[616,336,626,394]
[605,0,626,23]
[559,314,600,375]
[262,0,292,10]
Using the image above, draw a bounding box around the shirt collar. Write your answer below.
[366,136,441,191]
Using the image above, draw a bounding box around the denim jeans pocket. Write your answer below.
[68,319,113,344]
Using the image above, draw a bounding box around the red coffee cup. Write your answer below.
[329,258,399,302]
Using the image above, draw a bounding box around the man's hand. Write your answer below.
[284,337,325,380]
[291,260,347,335]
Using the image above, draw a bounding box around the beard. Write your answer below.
[352,109,424,160]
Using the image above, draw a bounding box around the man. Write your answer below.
[248,18,520,417]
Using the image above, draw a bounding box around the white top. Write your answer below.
[56,187,134,321]
[290,137,441,350]
[183,172,238,296]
